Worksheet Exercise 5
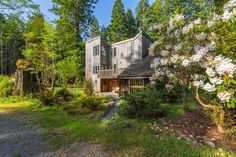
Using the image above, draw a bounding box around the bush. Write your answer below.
[37,91,55,106]
[119,86,164,118]
[0,75,14,97]
[83,79,94,95]
[54,88,73,102]
[76,93,103,110]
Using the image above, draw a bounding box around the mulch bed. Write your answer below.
[150,110,236,152]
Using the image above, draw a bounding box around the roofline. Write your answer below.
[85,31,154,45]
[111,32,143,46]
[85,36,101,43]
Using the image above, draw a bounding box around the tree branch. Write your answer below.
[194,89,215,110]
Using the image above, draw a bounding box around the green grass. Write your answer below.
[0,98,234,157]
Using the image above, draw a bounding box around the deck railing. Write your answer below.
[98,68,125,78]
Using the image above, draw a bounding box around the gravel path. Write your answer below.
[0,114,53,157]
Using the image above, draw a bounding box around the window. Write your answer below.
[93,64,100,74]
[113,47,117,57]
[93,45,100,56]
[113,64,117,69]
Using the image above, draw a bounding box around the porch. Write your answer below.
[100,79,120,93]
[98,68,125,79]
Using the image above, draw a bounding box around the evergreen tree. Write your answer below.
[135,0,150,31]
[100,25,109,43]
[109,0,127,43]
[52,0,98,81]
[90,16,100,38]
[125,9,138,38]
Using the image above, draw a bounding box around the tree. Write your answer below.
[0,0,38,15]
[23,12,47,90]
[135,0,150,31]
[90,16,100,38]
[109,0,127,43]
[151,0,236,132]
[100,25,110,43]
[0,13,25,75]
[52,0,98,82]
[125,9,138,38]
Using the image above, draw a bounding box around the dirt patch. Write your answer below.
[53,142,111,157]
[150,110,236,152]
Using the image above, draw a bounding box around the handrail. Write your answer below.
[98,68,125,78]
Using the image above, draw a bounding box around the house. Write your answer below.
[85,32,154,93]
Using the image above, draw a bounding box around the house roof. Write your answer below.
[118,56,155,79]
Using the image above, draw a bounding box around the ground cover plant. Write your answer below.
[0,99,235,157]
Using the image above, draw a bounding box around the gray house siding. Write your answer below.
[85,32,153,92]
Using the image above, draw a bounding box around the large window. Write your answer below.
[93,45,100,56]
[93,64,100,74]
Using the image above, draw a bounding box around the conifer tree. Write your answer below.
[135,0,150,31]
[90,16,100,38]
[109,0,127,43]
[125,9,138,38]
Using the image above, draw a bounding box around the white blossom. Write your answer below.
[203,83,216,92]
[210,77,224,85]
[174,42,183,51]
[161,58,169,66]
[182,59,191,67]
[207,20,215,27]
[170,54,179,63]
[206,67,216,77]
[196,32,207,41]
[160,50,169,57]
[194,18,201,25]
[214,55,236,77]
[165,84,174,90]
[217,91,231,103]
[193,80,204,88]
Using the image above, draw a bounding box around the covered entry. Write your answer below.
[118,56,155,93]
[101,79,120,93]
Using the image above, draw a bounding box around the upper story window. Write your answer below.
[93,45,100,56]
[112,47,117,57]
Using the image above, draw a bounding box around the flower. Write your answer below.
[217,91,231,103]
[182,59,191,67]
[214,55,236,77]
[194,18,201,25]
[160,50,169,57]
[170,54,179,63]
[196,33,207,41]
[193,80,204,88]
[209,77,223,85]
[174,43,183,51]
[165,84,174,90]
[203,83,216,92]
[161,58,169,66]
[207,20,215,27]
[206,67,216,77]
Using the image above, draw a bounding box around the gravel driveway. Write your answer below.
[0,113,54,157]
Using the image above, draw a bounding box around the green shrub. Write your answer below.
[0,75,14,97]
[37,91,55,106]
[119,86,164,118]
[54,88,73,102]
[76,93,103,110]
[83,79,94,95]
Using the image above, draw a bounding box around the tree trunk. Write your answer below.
[182,86,189,111]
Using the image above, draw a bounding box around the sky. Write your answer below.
[33,0,155,26]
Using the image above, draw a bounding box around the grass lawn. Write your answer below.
[0,97,234,157]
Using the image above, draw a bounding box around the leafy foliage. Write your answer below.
[0,75,14,97]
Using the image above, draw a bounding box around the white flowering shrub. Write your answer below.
[150,0,236,132]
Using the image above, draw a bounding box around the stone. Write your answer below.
[206,141,216,148]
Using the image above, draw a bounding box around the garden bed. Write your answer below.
[150,110,236,152]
